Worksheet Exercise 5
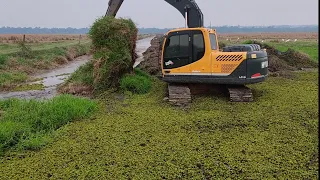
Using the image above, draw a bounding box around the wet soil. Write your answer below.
[138,35,163,75]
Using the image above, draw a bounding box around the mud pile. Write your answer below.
[252,41,318,73]
[278,49,318,69]
[138,35,163,75]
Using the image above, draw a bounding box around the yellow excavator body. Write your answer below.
[161,28,247,77]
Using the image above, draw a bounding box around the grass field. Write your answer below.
[0,95,97,155]
[0,34,89,44]
[0,40,90,55]
[218,32,319,61]
[267,41,318,61]
[218,32,318,41]
[0,35,91,91]
[0,34,318,179]
[219,40,318,62]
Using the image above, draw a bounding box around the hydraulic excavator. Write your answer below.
[106,0,269,104]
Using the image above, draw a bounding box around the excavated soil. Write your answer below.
[252,41,318,75]
[138,34,163,75]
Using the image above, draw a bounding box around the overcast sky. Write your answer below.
[0,0,318,28]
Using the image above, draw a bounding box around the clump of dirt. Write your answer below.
[59,16,138,96]
[54,56,68,65]
[59,82,93,96]
[138,35,163,75]
[66,48,77,61]
[267,55,295,72]
[279,49,318,69]
[89,16,138,92]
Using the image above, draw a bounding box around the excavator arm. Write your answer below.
[106,0,124,17]
[105,0,203,28]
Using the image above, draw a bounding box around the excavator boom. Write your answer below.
[164,0,203,28]
[105,0,203,28]
[106,0,124,17]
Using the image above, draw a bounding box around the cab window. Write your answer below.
[164,34,189,58]
[192,31,205,62]
[209,33,217,50]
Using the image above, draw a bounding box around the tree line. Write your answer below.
[0,25,318,34]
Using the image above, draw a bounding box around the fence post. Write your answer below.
[23,34,26,43]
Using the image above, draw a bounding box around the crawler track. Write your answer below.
[228,85,253,102]
[167,83,192,106]
[166,83,253,106]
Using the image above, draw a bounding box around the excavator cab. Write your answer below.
[162,28,207,71]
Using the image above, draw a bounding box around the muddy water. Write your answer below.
[134,36,155,68]
[0,37,153,100]
[0,55,92,100]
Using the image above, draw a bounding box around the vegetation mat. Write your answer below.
[0,71,318,179]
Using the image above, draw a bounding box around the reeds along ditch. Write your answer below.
[0,95,97,155]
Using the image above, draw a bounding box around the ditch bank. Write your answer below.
[0,37,154,100]
[0,55,92,100]
[133,36,155,68]
[137,34,163,75]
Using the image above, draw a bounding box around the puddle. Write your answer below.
[0,37,153,100]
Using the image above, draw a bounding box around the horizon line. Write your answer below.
[0,24,318,29]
